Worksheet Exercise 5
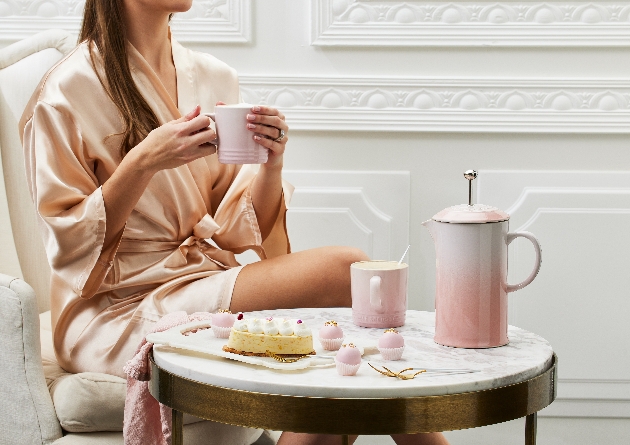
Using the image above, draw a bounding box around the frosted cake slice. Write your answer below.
[223,316,314,356]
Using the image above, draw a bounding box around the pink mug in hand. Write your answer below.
[351,261,408,328]
[204,104,268,164]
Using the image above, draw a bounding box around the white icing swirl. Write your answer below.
[294,321,311,337]
[278,319,294,336]
[233,319,248,332]
[248,318,264,334]
[263,319,279,335]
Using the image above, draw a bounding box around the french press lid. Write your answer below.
[431,170,510,224]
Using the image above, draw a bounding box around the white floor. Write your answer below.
[354,418,630,445]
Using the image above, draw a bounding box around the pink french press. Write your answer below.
[423,170,542,348]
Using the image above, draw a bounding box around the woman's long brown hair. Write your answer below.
[79,0,160,157]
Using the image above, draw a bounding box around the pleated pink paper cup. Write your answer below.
[378,346,405,361]
[319,337,344,351]
[212,326,232,339]
[335,359,361,376]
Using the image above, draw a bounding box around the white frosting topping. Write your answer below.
[263,319,279,335]
[247,318,264,334]
[294,320,311,338]
[278,319,294,336]
[232,316,313,337]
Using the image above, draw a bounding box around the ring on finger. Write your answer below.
[273,128,286,143]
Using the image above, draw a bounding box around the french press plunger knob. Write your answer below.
[464,170,477,206]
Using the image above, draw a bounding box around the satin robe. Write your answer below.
[20,38,293,378]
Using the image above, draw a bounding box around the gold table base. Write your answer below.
[150,354,556,445]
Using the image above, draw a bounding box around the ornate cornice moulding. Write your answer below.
[312,0,630,46]
[239,75,630,133]
[0,0,251,43]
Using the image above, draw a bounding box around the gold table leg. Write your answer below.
[172,408,184,445]
[525,413,537,445]
[341,434,349,445]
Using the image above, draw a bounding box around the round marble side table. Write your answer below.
[149,309,556,445]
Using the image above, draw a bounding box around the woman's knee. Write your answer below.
[325,246,370,268]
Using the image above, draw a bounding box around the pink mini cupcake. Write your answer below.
[211,310,236,338]
[335,343,362,376]
[377,328,405,361]
[318,320,344,351]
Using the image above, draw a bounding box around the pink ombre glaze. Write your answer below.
[212,312,236,328]
[351,261,408,328]
[424,219,541,348]
[378,331,404,349]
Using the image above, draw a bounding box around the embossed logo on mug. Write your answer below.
[353,313,405,324]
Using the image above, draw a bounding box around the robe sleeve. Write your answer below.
[22,101,123,299]
[212,164,293,260]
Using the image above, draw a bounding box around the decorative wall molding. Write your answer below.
[478,171,630,418]
[0,0,251,43]
[312,0,630,46]
[239,75,630,133]
[282,170,410,262]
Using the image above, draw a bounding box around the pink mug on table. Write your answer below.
[204,104,268,164]
[351,261,408,328]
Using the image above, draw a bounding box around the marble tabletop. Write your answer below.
[153,308,553,399]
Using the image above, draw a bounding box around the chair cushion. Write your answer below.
[40,311,272,444]
[40,312,127,433]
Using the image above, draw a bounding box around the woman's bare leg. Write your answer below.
[391,433,450,445]
[231,247,366,445]
[276,433,449,445]
[277,433,358,445]
[230,246,369,312]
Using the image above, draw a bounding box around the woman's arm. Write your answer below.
[101,106,216,249]
[246,105,289,241]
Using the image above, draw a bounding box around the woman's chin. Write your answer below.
[170,0,194,14]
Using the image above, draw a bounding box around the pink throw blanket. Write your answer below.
[123,311,213,445]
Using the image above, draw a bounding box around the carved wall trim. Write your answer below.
[0,0,251,43]
[282,170,410,262]
[312,0,630,47]
[239,75,630,133]
[478,170,630,418]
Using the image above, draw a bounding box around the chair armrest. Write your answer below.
[0,274,62,444]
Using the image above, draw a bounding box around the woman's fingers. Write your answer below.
[246,122,284,140]
[246,113,287,133]
[180,114,212,134]
[174,105,201,123]
[251,105,285,121]
[189,127,217,147]
[253,132,288,156]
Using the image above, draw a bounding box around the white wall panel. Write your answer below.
[312,0,630,47]
[282,170,410,261]
[478,171,630,418]
[0,0,251,43]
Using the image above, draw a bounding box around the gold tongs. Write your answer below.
[368,363,479,380]
[368,363,427,380]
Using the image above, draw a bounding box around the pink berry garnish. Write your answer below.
[237,312,244,320]
[297,319,303,324]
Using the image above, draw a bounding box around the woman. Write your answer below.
[20,1,449,444]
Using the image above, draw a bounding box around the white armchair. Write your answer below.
[0,30,278,445]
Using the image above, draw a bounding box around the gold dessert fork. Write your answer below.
[265,351,323,363]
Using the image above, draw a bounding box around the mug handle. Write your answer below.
[369,276,383,313]
[506,231,542,293]
[202,113,219,147]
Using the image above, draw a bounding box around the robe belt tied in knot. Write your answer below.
[118,214,240,270]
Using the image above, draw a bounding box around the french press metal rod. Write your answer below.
[464,170,477,206]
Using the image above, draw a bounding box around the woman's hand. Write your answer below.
[245,105,288,170]
[134,105,216,173]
